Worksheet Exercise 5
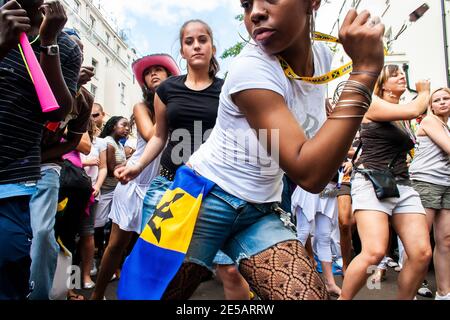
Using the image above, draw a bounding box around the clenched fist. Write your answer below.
[0,1,31,56]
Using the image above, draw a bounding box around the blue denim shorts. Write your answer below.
[142,175,297,271]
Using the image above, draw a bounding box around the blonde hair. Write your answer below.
[374,64,401,98]
[429,87,450,115]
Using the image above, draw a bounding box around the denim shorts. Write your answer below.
[142,176,297,271]
[142,176,235,266]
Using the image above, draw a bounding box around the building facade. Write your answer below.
[61,0,142,119]
[320,0,449,97]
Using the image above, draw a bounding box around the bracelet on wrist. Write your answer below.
[350,70,380,78]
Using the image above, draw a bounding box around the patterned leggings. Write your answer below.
[162,240,329,300]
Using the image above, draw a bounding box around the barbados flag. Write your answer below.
[117,165,215,300]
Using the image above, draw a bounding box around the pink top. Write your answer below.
[63,150,82,168]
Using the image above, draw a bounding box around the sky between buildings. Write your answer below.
[95,0,427,77]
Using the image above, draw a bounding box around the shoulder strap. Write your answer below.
[351,141,362,166]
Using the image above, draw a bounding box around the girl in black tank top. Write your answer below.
[341,64,432,300]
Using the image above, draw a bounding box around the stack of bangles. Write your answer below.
[329,73,375,120]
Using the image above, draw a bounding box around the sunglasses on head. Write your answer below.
[91,113,100,118]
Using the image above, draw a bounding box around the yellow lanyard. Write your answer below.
[277,32,353,84]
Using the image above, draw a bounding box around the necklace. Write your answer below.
[277,32,352,84]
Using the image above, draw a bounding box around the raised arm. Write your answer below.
[234,10,385,193]
[39,1,80,121]
[365,80,430,122]
[0,1,30,61]
[115,93,169,183]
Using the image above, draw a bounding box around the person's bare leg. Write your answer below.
[433,209,450,296]
[338,195,354,274]
[392,213,432,300]
[339,210,389,300]
[322,262,341,296]
[216,264,250,300]
[90,223,133,300]
[79,234,95,285]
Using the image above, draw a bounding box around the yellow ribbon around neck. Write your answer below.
[277,31,387,85]
[277,32,352,84]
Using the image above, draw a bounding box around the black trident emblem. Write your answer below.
[332,71,341,79]
[149,193,185,243]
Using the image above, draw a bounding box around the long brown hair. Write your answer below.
[374,64,401,98]
[179,19,219,79]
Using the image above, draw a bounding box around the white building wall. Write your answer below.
[61,0,142,119]
[319,0,449,94]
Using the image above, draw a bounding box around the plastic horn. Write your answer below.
[19,33,60,112]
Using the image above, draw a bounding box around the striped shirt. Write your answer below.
[0,32,81,184]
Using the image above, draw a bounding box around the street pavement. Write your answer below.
[77,265,437,300]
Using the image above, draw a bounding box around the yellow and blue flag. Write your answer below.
[117,165,215,300]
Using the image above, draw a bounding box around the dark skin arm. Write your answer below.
[106,144,118,177]
[41,131,82,162]
[38,1,76,121]
[76,131,91,155]
[0,1,31,61]
[233,10,384,193]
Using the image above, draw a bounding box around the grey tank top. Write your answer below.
[356,122,415,179]
[409,131,450,186]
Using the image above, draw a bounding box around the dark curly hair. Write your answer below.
[99,116,126,138]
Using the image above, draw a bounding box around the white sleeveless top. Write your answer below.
[409,129,450,186]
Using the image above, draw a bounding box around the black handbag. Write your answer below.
[352,142,400,200]
[59,159,92,193]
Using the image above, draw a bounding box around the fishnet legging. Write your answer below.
[239,240,329,300]
[161,262,212,300]
[161,240,329,300]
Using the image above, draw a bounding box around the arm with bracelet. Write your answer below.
[234,10,384,193]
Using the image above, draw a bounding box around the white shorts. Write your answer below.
[94,189,114,228]
[351,173,425,215]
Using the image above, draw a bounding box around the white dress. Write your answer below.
[108,132,161,233]
[291,183,338,222]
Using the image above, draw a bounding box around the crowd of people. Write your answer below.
[0,0,448,301]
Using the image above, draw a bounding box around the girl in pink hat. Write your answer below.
[91,54,179,300]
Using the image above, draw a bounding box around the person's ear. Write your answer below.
[212,45,216,56]
[180,47,186,60]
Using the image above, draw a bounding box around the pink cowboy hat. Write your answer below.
[132,54,180,88]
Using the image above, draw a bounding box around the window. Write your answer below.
[120,82,126,104]
[89,15,96,29]
[116,45,121,56]
[127,55,131,66]
[105,33,111,46]
[105,57,110,67]
[90,84,97,98]
[74,0,81,14]
[91,58,98,77]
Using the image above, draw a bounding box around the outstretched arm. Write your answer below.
[115,94,168,183]
[365,80,430,122]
